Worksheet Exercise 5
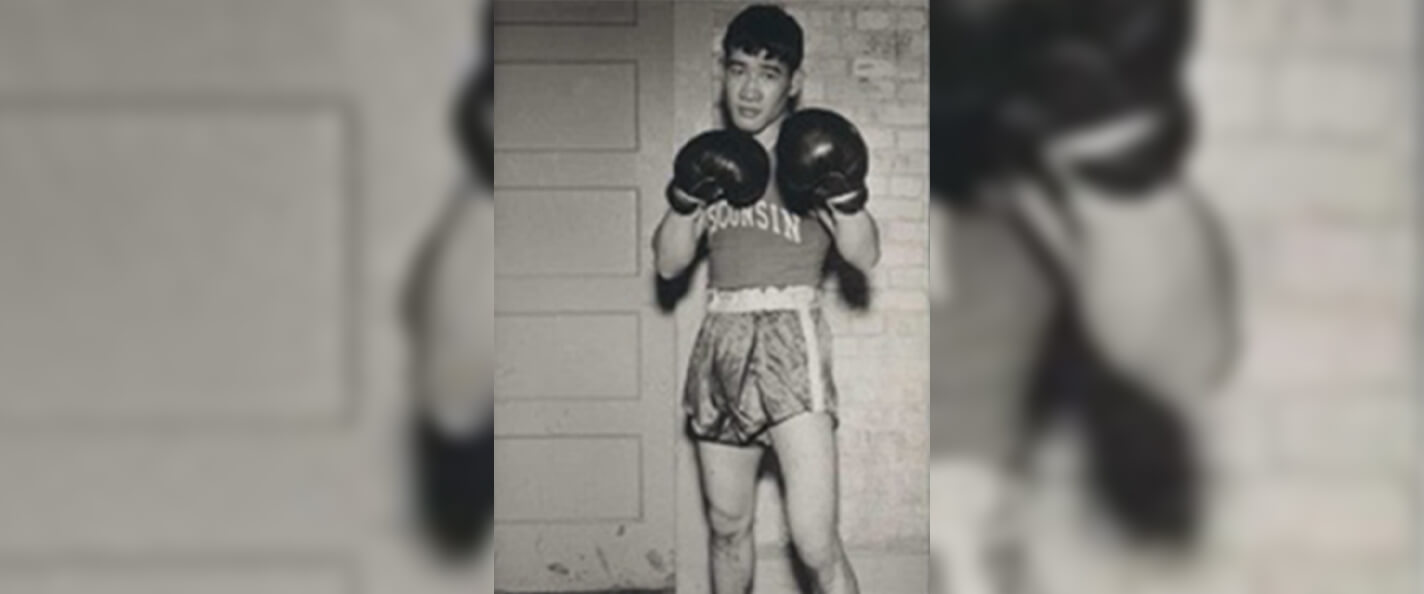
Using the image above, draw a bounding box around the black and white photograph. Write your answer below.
[492,1,929,592]
[0,0,1420,593]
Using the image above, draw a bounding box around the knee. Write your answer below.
[793,529,845,574]
[707,504,754,548]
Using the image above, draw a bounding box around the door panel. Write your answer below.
[493,1,677,591]
[0,1,491,592]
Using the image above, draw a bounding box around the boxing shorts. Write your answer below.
[684,285,838,446]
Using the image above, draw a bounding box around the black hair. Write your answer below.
[722,4,804,73]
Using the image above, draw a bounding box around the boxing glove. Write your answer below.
[775,108,871,215]
[930,0,1061,208]
[1060,0,1195,90]
[668,129,771,214]
[1058,94,1194,196]
[1000,41,1193,197]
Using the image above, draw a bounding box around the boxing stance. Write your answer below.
[654,6,879,593]
[929,0,1239,591]
[403,11,494,558]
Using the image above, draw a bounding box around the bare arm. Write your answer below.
[652,189,709,279]
[1012,179,1240,402]
[814,204,881,272]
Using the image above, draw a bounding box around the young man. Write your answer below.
[653,6,880,593]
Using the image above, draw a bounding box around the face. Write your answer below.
[722,48,801,134]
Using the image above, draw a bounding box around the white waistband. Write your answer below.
[707,285,820,313]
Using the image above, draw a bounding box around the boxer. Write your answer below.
[653,6,880,593]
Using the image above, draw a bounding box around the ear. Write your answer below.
[790,68,805,99]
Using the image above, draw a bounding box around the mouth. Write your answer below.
[735,106,762,120]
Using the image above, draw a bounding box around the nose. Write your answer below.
[738,77,761,102]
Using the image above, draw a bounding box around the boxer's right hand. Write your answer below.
[668,129,771,214]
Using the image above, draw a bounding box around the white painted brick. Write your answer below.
[872,197,927,221]
[886,220,926,243]
[887,312,927,336]
[1268,396,1418,471]
[803,28,842,56]
[850,56,895,79]
[877,103,928,126]
[890,149,929,173]
[1201,398,1276,475]
[1236,220,1414,308]
[1198,0,1290,53]
[1118,562,1255,594]
[888,175,923,198]
[1189,56,1274,135]
[801,78,827,102]
[1287,0,1416,55]
[897,80,928,101]
[1275,57,1408,140]
[1236,303,1413,393]
[895,9,926,31]
[804,57,849,79]
[859,126,895,149]
[855,9,893,31]
[876,289,928,311]
[896,57,925,80]
[1212,477,1414,559]
[843,31,899,60]
[879,241,926,267]
[1260,560,1418,594]
[1191,142,1412,222]
[888,268,927,291]
[895,129,927,150]
[841,312,885,336]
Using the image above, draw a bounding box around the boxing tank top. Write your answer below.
[704,134,832,290]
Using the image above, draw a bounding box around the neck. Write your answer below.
[755,112,787,149]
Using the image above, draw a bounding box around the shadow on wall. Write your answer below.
[400,2,495,564]
[931,0,1216,552]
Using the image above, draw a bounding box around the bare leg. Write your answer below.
[769,413,859,594]
[697,440,764,594]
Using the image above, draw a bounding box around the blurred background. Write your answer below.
[931,0,1420,592]
[0,0,492,592]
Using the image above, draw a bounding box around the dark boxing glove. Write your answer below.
[930,0,1061,208]
[1056,0,1195,90]
[1062,93,1194,196]
[775,108,871,215]
[1000,41,1193,198]
[668,130,771,214]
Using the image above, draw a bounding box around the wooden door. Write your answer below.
[0,1,494,592]
[492,1,679,591]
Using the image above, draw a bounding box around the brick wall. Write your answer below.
[1015,0,1420,592]
[673,2,930,591]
